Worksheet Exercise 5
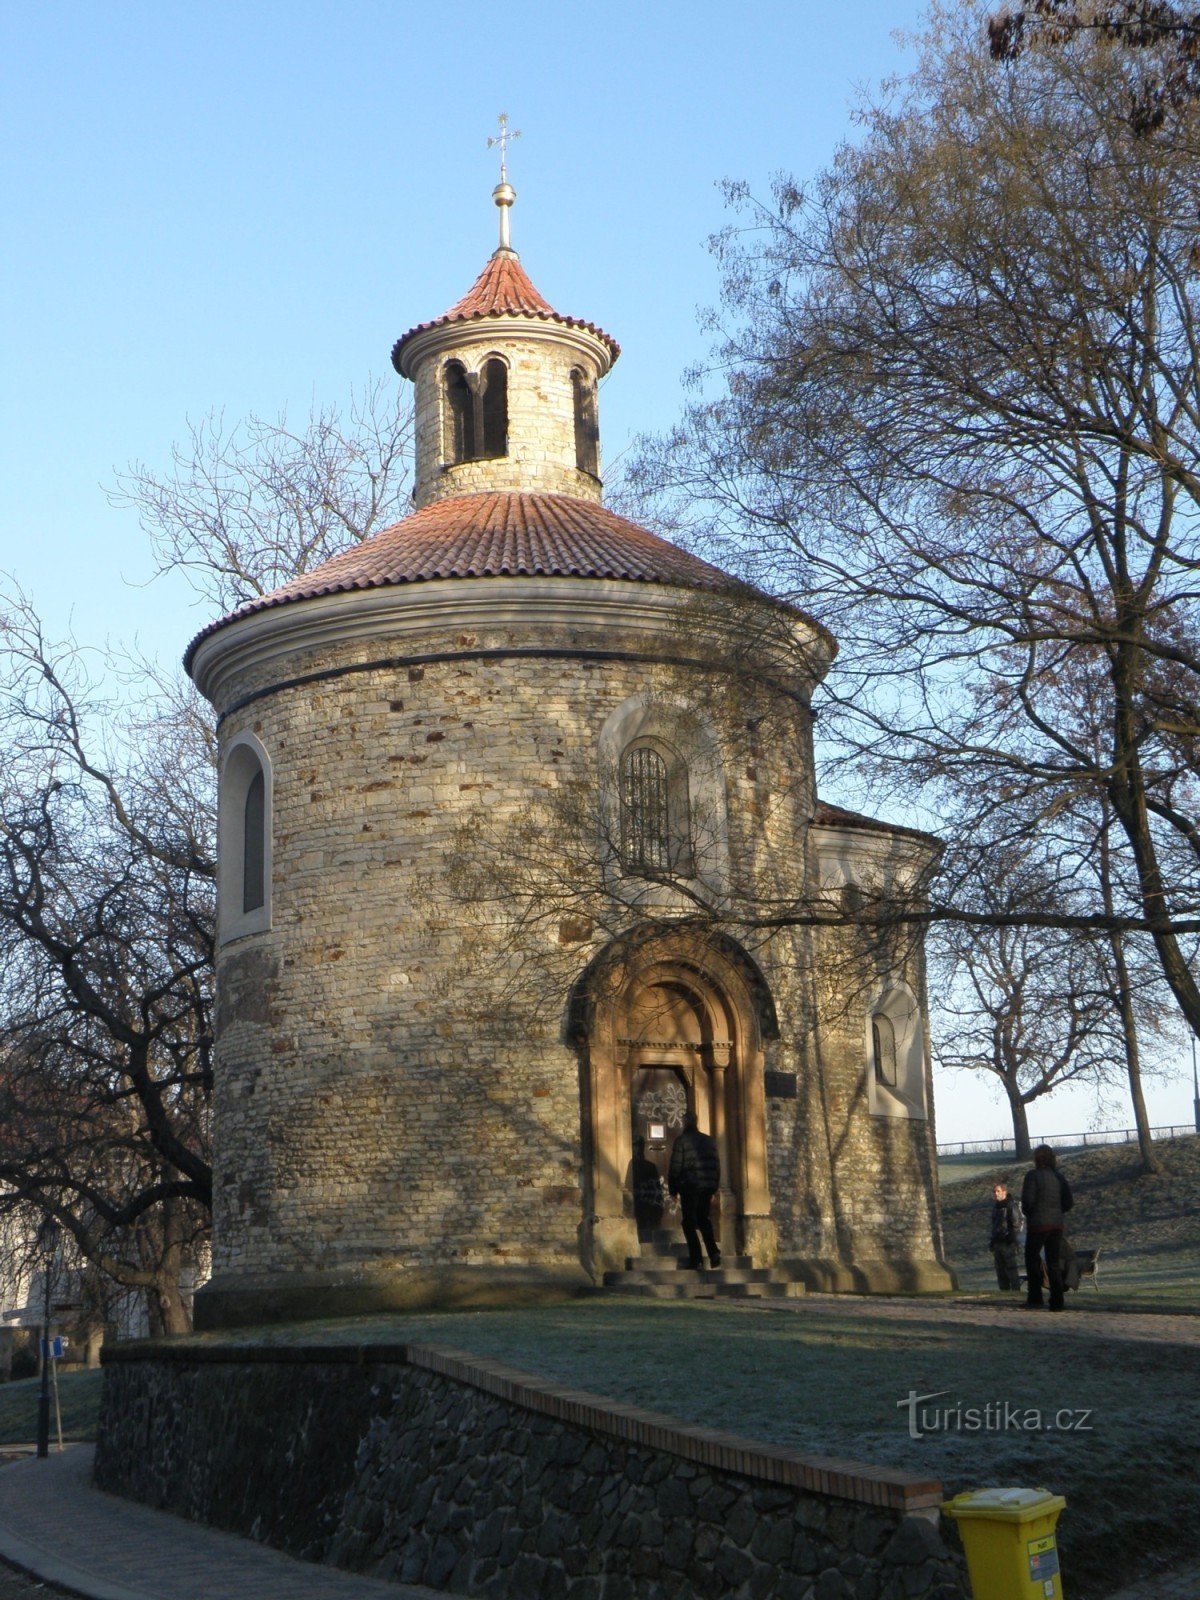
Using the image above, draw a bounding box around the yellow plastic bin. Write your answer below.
[942,1487,1067,1600]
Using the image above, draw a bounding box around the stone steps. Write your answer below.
[601,1240,807,1301]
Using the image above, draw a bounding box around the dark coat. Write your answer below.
[1021,1166,1073,1230]
[989,1195,1019,1246]
[668,1128,720,1195]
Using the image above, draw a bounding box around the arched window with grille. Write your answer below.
[218,734,272,942]
[621,745,670,872]
[619,739,692,876]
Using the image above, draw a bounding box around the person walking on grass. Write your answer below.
[989,1182,1022,1291]
[1021,1145,1073,1312]
[668,1113,721,1270]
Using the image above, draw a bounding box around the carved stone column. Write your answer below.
[710,1049,735,1253]
[738,1046,777,1265]
[585,1037,637,1276]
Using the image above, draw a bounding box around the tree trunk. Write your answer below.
[1100,804,1162,1175]
[1007,1086,1033,1160]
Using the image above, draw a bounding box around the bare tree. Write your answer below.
[0,387,414,1329]
[0,589,213,1333]
[111,381,414,613]
[932,824,1173,1160]
[989,2,1200,131]
[631,3,1200,1047]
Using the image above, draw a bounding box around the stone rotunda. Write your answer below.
[186,179,955,1328]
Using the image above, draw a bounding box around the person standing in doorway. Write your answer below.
[668,1113,721,1270]
[1021,1145,1073,1311]
[988,1182,1021,1290]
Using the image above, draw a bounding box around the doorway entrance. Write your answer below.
[578,933,777,1276]
[630,1064,689,1235]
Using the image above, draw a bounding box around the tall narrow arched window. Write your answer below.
[621,746,670,872]
[242,769,266,914]
[867,984,927,1119]
[481,358,508,458]
[872,1014,898,1088]
[572,368,599,475]
[620,739,693,876]
[444,361,475,464]
[218,735,272,943]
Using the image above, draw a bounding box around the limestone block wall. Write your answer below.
[808,919,947,1273]
[200,578,949,1310]
[212,628,826,1282]
[95,1339,968,1600]
[408,327,606,507]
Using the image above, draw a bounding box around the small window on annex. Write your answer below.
[442,357,508,466]
[866,984,927,1120]
[871,1014,898,1088]
[620,740,692,877]
[572,368,599,475]
[218,735,272,943]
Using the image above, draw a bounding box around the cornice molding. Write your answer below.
[397,315,614,380]
[189,575,833,713]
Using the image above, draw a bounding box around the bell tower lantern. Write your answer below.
[392,162,619,510]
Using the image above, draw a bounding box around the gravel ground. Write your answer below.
[0,1556,72,1597]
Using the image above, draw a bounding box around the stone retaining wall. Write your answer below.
[95,1339,967,1600]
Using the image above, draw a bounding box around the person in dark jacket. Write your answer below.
[989,1182,1021,1290]
[668,1114,721,1270]
[1021,1145,1073,1311]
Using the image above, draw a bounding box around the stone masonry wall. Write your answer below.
[94,1340,968,1600]
[409,329,606,507]
[205,580,949,1303]
[211,613,844,1287]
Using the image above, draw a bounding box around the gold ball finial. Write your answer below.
[488,114,520,253]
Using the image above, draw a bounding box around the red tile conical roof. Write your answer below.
[392,251,619,372]
[184,491,740,670]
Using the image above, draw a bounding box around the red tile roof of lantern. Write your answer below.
[392,252,620,372]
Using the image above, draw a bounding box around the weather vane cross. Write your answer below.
[487,112,521,183]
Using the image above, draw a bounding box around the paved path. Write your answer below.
[745,1290,1200,1348]
[0,1446,448,1600]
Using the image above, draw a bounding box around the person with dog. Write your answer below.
[1021,1145,1073,1311]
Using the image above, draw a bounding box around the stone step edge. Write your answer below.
[606,1267,782,1285]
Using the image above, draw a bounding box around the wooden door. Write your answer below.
[630,1065,690,1237]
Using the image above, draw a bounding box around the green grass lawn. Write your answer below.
[7,1137,1197,1600]
[0,1369,104,1447]
[109,1295,1195,1600]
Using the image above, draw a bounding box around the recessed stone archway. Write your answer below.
[574,932,777,1278]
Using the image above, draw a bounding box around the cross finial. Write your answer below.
[487,112,521,183]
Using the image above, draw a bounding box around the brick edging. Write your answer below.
[101,1336,941,1513]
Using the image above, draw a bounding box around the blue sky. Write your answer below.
[3,1,1194,1142]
